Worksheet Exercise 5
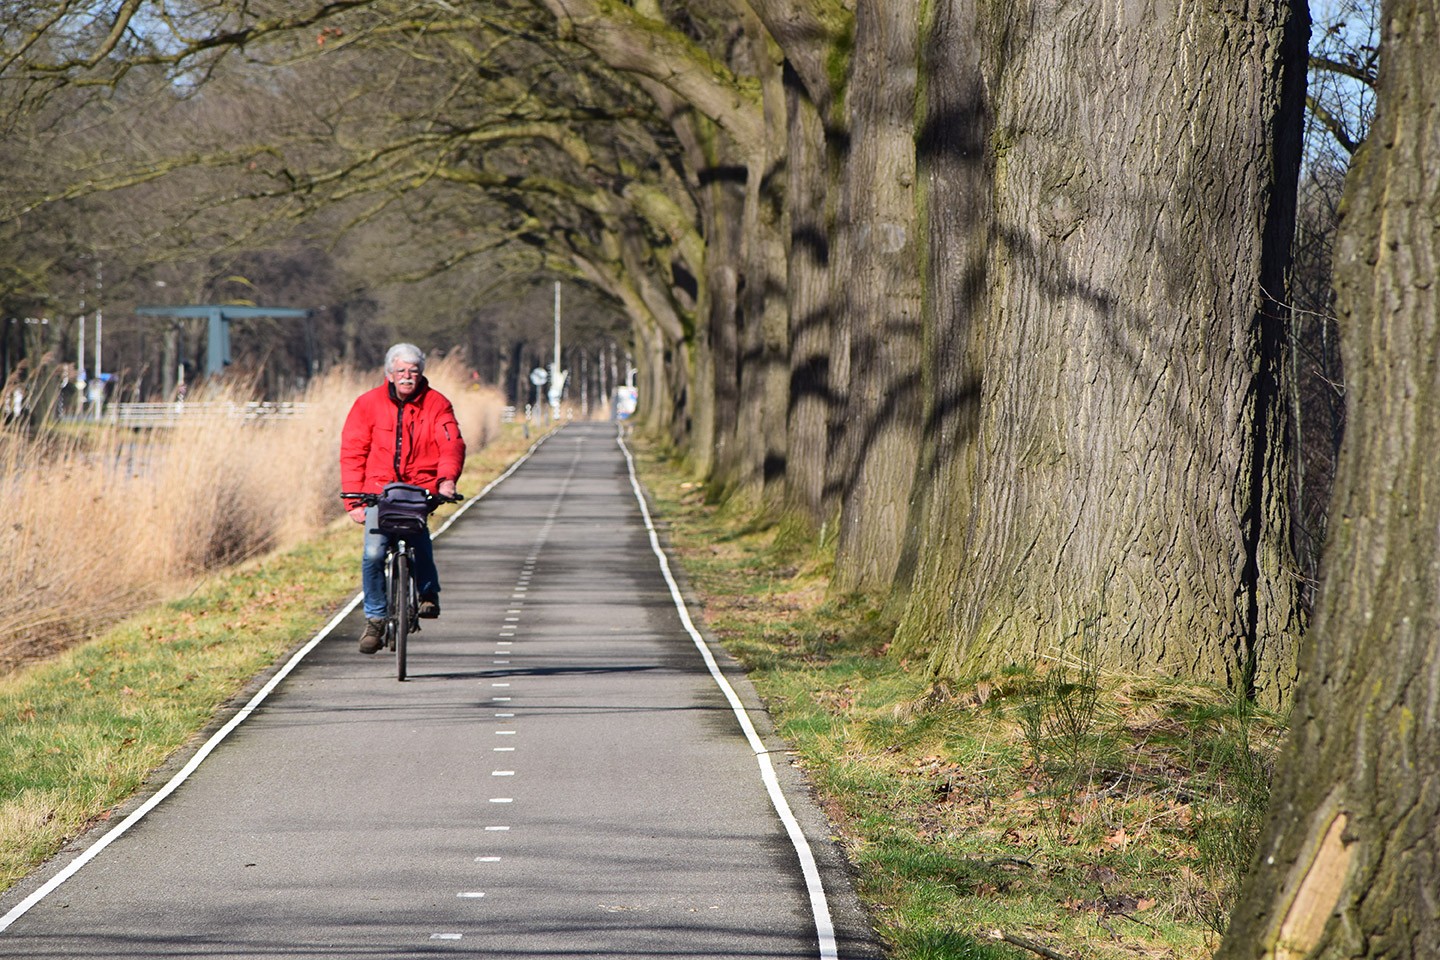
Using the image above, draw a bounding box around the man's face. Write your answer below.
[388,361,421,399]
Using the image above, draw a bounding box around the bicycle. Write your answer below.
[342,483,460,681]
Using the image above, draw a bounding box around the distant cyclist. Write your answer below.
[341,343,466,654]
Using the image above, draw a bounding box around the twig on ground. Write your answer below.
[987,929,1079,960]
[1117,910,1160,932]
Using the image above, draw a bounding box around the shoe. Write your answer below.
[418,596,440,619]
[358,618,385,654]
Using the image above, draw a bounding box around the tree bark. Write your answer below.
[829,0,924,594]
[731,9,791,510]
[537,0,767,479]
[542,0,767,155]
[745,0,852,121]
[699,137,749,496]
[779,69,836,537]
[635,75,719,475]
[620,232,693,445]
[929,0,1307,703]
[890,0,991,650]
[739,0,853,539]
[1218,3,1440,954]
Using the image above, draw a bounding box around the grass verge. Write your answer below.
[633,443,1285,960]
[0,422,544,895]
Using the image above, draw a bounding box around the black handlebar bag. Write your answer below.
[376,482,431,534]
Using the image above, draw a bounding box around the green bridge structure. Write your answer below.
[135,304,311,376]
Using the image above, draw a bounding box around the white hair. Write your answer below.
[385,343,425,374]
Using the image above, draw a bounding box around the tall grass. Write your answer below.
[0,354,505,673]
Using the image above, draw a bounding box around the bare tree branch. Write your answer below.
[1305,94,1361,155]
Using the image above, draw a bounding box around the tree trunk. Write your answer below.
[890,0,991,651]
[162,324,179,400]
[743,0,853,537]
[701,155,748,496]
[635,75,718,475]
[728,11,790,511]
[570,232,683,433]
[538,0,768,484]
[779,71,836,539]
[828,0,925,594]
[745,0,851,121]
[542,0,766,156]
[930,0,1306,704]
[1218,4,1440,954]
[621,233,693,445]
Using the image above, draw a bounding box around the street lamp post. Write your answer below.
[547,281,567,417]
[92,261,104,419]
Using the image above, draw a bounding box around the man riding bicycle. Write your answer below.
[341,343,466,654]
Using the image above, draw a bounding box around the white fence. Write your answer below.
[104,401,309,428]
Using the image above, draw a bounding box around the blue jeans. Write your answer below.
[362,505,439,619]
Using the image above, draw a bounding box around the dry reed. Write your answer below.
[0,354,506,672]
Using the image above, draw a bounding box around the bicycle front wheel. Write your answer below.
[393,551,410,681]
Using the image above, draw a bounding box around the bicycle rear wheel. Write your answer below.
[393,551,410,681]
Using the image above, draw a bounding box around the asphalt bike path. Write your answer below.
[0,422,880,959]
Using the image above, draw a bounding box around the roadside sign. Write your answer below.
[614,385,637,420]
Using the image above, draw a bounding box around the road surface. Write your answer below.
[0,422,879,959]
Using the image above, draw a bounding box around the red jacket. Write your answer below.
[340,377,465,508]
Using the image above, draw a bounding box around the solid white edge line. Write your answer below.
[0,428,557,935]
[615,427,839,960]
[0,593,359,934]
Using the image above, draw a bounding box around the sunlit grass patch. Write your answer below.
[0,524,357,892]
[634,441,1284,960]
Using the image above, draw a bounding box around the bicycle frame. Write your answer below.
[384,532,419,682]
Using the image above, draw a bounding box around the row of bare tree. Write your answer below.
[3,0,1435,950]
[0,12,633,403]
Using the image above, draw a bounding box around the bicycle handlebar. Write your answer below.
[340,490,463,506]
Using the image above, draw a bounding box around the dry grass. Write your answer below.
[0,355,506,673]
